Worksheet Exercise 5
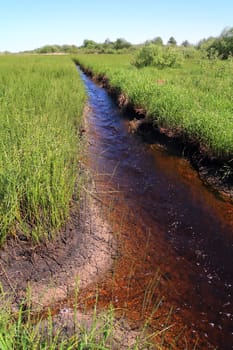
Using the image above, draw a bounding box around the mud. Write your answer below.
[0,186,116,307]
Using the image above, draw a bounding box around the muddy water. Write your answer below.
[78,68,233,349]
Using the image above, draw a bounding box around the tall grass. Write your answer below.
[74,54,233,160]
[0,55,86,243]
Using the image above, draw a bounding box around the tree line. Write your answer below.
[16,27,233,59]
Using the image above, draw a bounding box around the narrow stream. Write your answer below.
[78,68,233,349]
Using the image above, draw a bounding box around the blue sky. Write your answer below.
[1,0,232,52]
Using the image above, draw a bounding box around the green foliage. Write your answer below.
[132,45,183,68]
[208,28,233,59]
[80,38,132,54]
[181,40,191,47]
[167,36,177,46]
[197,37,216,51]
[32,45,79,54]
[145,37,163,46]
[0,56,86,243]
[75,54,233,159]
[0,290,154,349]
[197,27,233,59]
[181,46,200,59]
[152,36,163,45]
[83,39,98,49]
[113,38,132,50]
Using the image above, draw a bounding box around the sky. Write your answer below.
[1,0,233,52]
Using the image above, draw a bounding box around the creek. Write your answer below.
[78,67,233,349]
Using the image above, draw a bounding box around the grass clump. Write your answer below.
[0,289,154,350]
[0,55,86,244]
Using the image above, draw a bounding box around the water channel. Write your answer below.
[78,67,233,349]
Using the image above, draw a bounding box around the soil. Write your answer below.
[0,185,117,308]
[78,63,233,203]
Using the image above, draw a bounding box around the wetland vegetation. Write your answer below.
[0,27,233,349]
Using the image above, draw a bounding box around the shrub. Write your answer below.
[132,45,183,68]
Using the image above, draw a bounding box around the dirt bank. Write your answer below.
[0,180,116,309]
[78,64,233,203]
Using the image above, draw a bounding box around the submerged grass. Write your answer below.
[0,55,86,244]
[74,54,233,160]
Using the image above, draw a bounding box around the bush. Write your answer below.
[132,45,183,68]
[182,47,200,59]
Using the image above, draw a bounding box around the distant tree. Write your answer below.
[152,36,163,45]
[211,27,233,58]
[99,39,114,53]
[167,36,177,46]
[61,44,71,52]
[114,38,132,50]
[82,39,98,49]
[220,26,233,38]
[70,45,79,54]
[104,38,112,46]
[198,27,233,59]
[60,44,79,53]
[197,37,215,50]
[33,44,79,54]
[144,37,163,46]
[181,40,191,47]
[36,45,59,54]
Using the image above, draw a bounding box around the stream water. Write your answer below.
[78,68,233,349]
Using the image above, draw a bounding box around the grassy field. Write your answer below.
[74,54,233,160]
[0,55,86,244]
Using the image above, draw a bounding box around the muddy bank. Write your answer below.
[77,63,233,202]
[0,180,116,308]
[0,180,149,348]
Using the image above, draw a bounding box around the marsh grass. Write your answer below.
[0,55,86,243]
[0,285,157,350]
[74,54,233,160]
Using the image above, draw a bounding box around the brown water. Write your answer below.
[78,68,233,349]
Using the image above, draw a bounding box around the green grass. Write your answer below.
[0,288,155,350]
[74,54,233,160]
[0,55,86,244]
[0,305,116,350]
